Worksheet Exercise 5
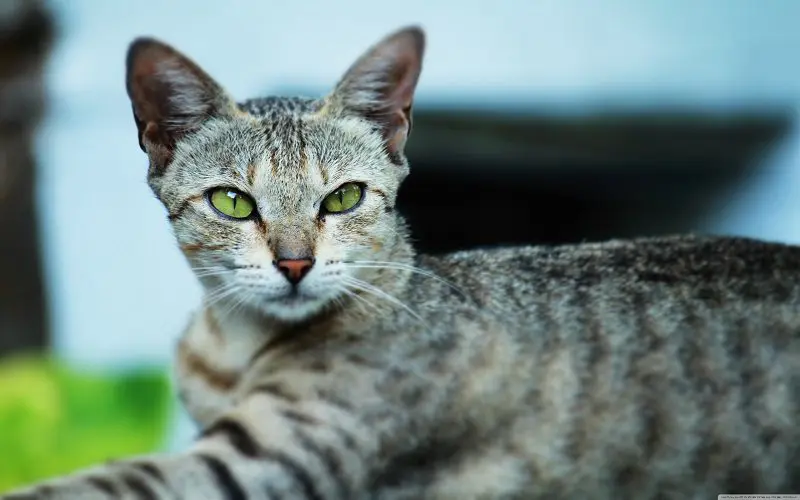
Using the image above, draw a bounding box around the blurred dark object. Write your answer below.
[0,0,54,355]
[400,107,791,254]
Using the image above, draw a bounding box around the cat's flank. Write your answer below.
[4,26,799,500]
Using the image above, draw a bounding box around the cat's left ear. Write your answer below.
[327,26,425,162]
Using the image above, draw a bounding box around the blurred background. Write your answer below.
[1,0,799,490]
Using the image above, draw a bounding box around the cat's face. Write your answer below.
[126,28,424,322]
[159,112,408,321]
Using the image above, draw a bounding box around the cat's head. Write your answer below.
[125,27,424,322]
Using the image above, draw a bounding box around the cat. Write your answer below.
[3,25,799,500]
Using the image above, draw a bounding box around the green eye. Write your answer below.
[322,183,363,214]
[209,188,255,219]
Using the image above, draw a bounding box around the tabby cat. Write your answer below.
[3,26,799,500]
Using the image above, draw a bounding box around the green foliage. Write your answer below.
[0,355,172,492]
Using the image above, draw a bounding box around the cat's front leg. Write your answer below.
[0,417,368,499]
[3,448,319,499]
[1,362,392,499]
[0,453,218,499]
[1,411,369,499]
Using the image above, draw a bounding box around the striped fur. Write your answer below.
[3,27,799,499]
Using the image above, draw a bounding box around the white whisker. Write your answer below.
[193,269,234,279]
[217,288,252,320]
[340,276,429,327]
[337,286,381,315]
[344,260,466,297]
[204,282,241,308]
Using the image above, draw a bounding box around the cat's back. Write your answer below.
[418,234,800,325]
[424,234,800,299]
[402,235,800,497]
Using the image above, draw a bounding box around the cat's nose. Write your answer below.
[275,258,314,285]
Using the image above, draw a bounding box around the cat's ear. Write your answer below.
[125,38,238,169]
[327,26,425,161]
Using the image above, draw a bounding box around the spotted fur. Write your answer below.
[3,26,799,500]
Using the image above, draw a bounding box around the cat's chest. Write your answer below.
[173,308,266,428]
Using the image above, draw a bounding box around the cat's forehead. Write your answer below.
[238,96,321,118]
[168,96,399,207]
[237,97,386,164]
[245,104,391,183]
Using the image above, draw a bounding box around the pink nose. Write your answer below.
[275,258,314,285]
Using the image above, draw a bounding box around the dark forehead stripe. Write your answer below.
[246,162,257,186]
[237,96,321,119]
[256,113,313,176]
[296,117,309,172]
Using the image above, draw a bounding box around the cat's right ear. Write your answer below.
[125,38,238,170]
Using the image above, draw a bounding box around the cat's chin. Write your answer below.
[258,295,330,323]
